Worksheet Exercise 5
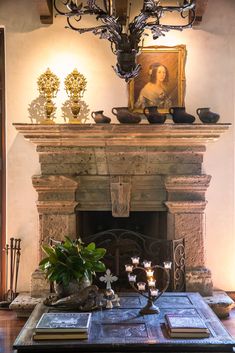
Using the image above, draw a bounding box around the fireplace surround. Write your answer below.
[13,123,230,296]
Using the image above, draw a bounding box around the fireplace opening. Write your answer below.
[77,211,167,239]
[76,211,185,291]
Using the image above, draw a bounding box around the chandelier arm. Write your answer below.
[158,0,195,13]
[102,0,109,13]
[66,18,121,44]
[86,0,107,14]
[54,0,71,16]
[146,9,196,32]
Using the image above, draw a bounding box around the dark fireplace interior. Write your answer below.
[77,211,167,238]
[76,211,185,291]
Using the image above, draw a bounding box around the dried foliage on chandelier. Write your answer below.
[54,0,195,81]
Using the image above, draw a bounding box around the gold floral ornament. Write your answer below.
[64,69,87,123]
[37,68,60,124]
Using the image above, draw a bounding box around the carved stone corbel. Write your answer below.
[110,176,131,217]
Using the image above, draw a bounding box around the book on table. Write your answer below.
[165,313,210,338]
[33,331,88,341]
[166,329,210,339]
[34,312,91,335]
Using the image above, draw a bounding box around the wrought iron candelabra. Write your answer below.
[125,257,171,315]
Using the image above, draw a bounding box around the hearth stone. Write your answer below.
[203,291,235,318]
[186,267,213,296]
[9,292,43,317]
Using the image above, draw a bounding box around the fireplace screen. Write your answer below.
[77,212,185,292]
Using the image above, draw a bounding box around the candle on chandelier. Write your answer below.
[143,260,151,268]
[137,282,146,291]
[131,256,140,265]
[163,261,172,269]
[125,264,133,272]
[148,279,156,287]
[146,269,154,277]
[150,288,159,297]
[128,274,137,282]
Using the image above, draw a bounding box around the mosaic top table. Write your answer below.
[13,292,235,353]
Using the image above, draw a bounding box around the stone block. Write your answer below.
[186,267,213,296]
[203,291,235,318]
[30,268,50,297]
[9,292,43,317]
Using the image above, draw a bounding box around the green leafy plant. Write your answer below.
[39,236,106,286]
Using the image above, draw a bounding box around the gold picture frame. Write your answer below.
[129,45,186,113]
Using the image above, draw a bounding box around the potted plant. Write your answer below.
[39,236,106,298]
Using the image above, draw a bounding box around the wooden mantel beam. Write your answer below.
[36,0,53,25]
[114,0,128,25]
[192,0,208,26]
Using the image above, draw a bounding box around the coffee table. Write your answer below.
[13,292,235,352]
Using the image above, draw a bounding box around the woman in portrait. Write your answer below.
[135,63,172,109]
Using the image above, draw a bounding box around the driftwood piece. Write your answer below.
[43,285,99,311]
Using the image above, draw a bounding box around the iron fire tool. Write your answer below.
[14,239,21,297]
[9,237,15,302]
[0,237,22,308]
[0,244,9,307]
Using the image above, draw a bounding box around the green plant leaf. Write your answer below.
[86,242,96,251]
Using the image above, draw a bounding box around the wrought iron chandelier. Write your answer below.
[54,0,195,81]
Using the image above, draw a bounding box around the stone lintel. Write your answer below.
[165,201,207,214]
[32,175,78,192]
[36,201,78,214]
[165,175,211,192]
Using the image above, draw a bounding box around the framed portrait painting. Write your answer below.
[129,45,186,113]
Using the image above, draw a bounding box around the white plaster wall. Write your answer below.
[0,0,234,291]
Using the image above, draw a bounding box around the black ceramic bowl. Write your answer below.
[116,115,141,124]
[146,115,167,124]
[172,115,195,124]
[199,115,220,124]
[93,116,111,123]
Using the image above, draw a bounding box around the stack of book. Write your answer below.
[33,312,91,341]
[165,313,210,338]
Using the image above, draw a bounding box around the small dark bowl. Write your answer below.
[116,115,141,124]
[93,116,111,124]
[199,115,220,124]
[146,115,167,124]
[172,115,195,124]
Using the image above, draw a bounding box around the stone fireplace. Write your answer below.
[14,123,230,296]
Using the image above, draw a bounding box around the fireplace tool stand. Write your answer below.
[0,237,21,308]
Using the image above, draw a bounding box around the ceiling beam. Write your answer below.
[36,0,53,24]
[192,0,208,26]
[114,0,128,26]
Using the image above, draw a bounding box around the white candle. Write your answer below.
[163,261,172,269]
[137,282,146,291]
[143,260,151,268]
[128,274,137,282]
[146,269,154,277]
[150,288,159,297]
[125,264,133,272]
[131,256,140,265]
[148,279,156,287]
